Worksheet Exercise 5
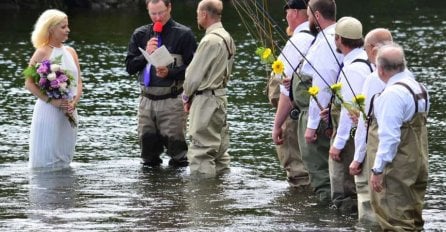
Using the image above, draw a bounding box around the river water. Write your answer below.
[0,1,445,231]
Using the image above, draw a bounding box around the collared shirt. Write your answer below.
[353,69,413,163]
[353,70,383,163]
[277,21,315,96]
[371,70,429,172]
[125,19,197,87]
[301,24,344,129]
[183,22,236,97]
[332,48,371,149]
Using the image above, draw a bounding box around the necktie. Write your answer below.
[144,34,162,87]
[143,64,151,86]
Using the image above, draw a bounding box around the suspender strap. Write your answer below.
[299,30,315,36]
[352,58,374,73]
[366,93,379,143]
[210,32,233,60]
[393,82,428,114]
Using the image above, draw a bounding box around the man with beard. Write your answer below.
[327,16,372,213]
[271,0,314,188]
[290,0,343,204]
[182,0,236,177]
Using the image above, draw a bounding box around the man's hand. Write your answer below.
[329,145,341,161]
[183,102,191,113]
[319,107,330,123]
[370,173,384,192]
[349,160,362,175]
[146,37,158,54]
[272,126,284,145]
[348,110,360,125]
[304,128,317,144]
[155,66,169,78]
[282,77,291,91]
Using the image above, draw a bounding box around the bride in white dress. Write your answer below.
[25,9,83,169]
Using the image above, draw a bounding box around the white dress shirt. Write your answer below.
[276,21,315,96]
[353,69,413,163]
[353,70,383,163]
[332,48,371,150]
[372,71,429,172]
[300,24,344,129]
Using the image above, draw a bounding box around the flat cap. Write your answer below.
[284,0,309,10]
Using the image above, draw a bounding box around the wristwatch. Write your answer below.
[371,168,383,175]
[181,93,190,103]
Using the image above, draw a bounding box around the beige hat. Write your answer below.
[335,16,363,39]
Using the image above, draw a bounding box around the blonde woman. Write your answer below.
[25,9,82,169]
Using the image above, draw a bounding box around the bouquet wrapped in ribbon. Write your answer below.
[23,55,77,127]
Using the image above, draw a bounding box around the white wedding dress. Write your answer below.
[29,46,79,169]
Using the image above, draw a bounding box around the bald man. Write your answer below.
[348,28,392,223]
[182,0,236,177]
[368,43,429,231]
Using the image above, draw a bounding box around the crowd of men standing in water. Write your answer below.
[267,0,429,231]
[124,0,430,231]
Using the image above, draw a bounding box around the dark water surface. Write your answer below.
[0,1,445,231]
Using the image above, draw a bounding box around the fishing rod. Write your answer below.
[233,0,283,48]
[251,0,334,90]
[306,1,370,137]
[307,5,356,101]
[234,0,326,110]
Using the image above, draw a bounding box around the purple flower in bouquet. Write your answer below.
[37,60,50,74]
[23,55,77,127]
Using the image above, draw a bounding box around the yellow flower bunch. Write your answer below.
[308,86,319,96]
[271,60,284,75]
[255,47,275,64]
[330,82,342,92]
[307,86,323,110]
[352,94,365,106]
[352,94,367,120]
[330,82,344,104]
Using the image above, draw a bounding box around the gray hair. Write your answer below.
[376,43,406,73]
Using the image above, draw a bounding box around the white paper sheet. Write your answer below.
[138,45,174,67]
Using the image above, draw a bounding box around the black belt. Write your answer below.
[195,89,215,95]
[142,87,183,101]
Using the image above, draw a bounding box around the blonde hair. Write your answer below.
[31,9,67,48]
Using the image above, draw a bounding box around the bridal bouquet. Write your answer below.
[23,55,77,127]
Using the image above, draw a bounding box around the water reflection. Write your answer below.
[0,1,445,231]
[28,168,77,210]
[27,168,77,229]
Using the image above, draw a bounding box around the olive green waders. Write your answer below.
[329,106,357,212]
[292,73,331,202]
[367,112,428,231]
[187,90,230,177]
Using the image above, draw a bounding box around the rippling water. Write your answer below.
[1,1,445,231]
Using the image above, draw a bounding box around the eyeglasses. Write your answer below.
[149,9,168,17]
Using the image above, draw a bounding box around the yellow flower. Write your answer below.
[272,60,284,75]
[308,86,319,96]
[330,82,342,92]
[262,48,272,60]
[353,94,366,105]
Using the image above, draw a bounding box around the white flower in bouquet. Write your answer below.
[50,64,61,72]
[47,72,57,81]
[59,82,68,92]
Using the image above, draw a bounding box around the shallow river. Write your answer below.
[0,1,445,231]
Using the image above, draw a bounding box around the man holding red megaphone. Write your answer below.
[125,0,197,168]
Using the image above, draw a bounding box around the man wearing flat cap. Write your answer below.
[271,0,314,188]
[327,16,373,213]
